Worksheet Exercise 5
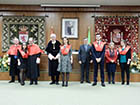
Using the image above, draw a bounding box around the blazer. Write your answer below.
[118,46,131,63]
[105,48,118,63]
[78,44,92,63]
[91,43,105,62]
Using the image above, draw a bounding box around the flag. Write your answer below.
[88,27,91,44]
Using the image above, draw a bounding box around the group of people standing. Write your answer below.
[79,34,131,87]
[7,33,131,87]
[45,33,131,87]
[7,37,42,86]
[45,34,73,87]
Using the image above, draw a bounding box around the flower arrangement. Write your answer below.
[0,54,9,72]
[130,52,140,73]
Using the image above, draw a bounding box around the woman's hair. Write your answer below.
[62,37,70,45]
[22,43,28,53]
[121,40,127,45]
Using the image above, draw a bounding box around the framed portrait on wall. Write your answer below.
[61,18,78,38]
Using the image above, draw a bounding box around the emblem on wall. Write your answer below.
[95,16,139,53]
[19,26,28,43]
[112,29,121,43]
[2,16,45,52]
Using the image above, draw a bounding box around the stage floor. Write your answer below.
[0,81,139,105]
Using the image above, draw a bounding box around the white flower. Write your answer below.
[2,61,5,65]
[131,69,136,73]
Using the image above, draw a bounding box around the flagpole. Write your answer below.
[88,26,91,45]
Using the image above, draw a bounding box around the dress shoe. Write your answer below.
[29,79,33,85]
[112,81,115,84]
[21,82,25,86]
[80,81,84,84]
[9,80,15,83]
[18,79,21,83]
[101,83,105,87]
[56,82,59,85]
[20,80,25,86]
[49,81,55,85]
[121,81,125,85]
[108,81,111,84]
[62,82,65,87]
[35,81,38,85]
[30,82,33,85]
[92,82,97,86]
[86,81,91,84]
[127,82,129,85]
[65,82,68,87]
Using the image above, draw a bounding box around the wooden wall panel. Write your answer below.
[1,72,140,82]
[45,12,95,51]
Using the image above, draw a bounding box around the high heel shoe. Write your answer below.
[62,81,65,87]
[65,81,68,87]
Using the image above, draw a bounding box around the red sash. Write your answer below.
[28,44,41,56]
[7,45,21,56]
[18,49,28,58]
[119,46,130,55]
[93,41,105,52]
[60,45,71,55]
[105,49,117,63]
[40,49,44,54]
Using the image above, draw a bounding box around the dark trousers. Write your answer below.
[49,59,60,83]
[80,61,90,82]
[93,60,105,83]
[108,72,115,83]
[30,78,38,84]
[11,75,20,82]
[106,63,116,83]
[120,63,130,83]
[51,75,59,83]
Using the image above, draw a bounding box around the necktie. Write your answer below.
[98,41,100,45]
[85,45,87,51]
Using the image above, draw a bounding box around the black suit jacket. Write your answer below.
[91,44,105,62]
[78,44,92,63]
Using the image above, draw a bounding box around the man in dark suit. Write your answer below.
[91,34,106,87]
[78,38,92,84]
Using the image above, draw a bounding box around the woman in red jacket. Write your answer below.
[105,42,118,84]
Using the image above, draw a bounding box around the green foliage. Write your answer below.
[0,54,9,72]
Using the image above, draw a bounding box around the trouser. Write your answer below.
[108,72,115,82]
[80,61,90,81]
[106,63,116,83]
[10,75,20,82]
[93,60,105,83]
[51,75,59,83]
[120,63,130,83]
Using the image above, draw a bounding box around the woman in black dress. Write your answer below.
[17,43,28,86]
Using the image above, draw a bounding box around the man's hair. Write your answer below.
[83,38,88,40]
[50,34,56,38]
